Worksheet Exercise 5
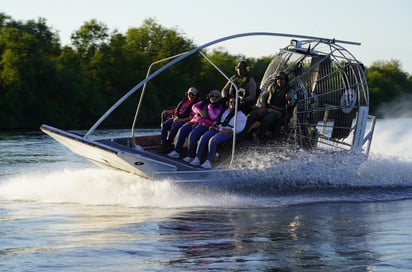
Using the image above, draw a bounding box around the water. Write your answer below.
[1,120,412,271]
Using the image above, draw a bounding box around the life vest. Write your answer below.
[219,109,236,127]
[175,99,197,119]
[228,74,254,98]
[266,84,291,112]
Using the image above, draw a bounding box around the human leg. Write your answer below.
[160,119,173,145]
[261,112,281,130]
[200,133,233,169]
[196,130,217,158]
[206,133,233,162]
[167,120,185,144]
[259,112,282,140]
[171,122,194,155]
[186,125,209,158]
[190,129,217,166]
[245,107,261,130]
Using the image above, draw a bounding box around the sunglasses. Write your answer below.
[210,95,220,98]
[188,92,195,96]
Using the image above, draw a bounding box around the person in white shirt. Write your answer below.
[189,98,247,169]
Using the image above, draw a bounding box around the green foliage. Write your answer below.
[71,19,109,58]
[0,12,411,131]
[0,15,62,129]
[366,60,412,117]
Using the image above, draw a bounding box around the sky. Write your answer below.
[2,0,412,73]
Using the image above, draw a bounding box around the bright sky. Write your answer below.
[2,0,412,73]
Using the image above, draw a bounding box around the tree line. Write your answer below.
[1,13,411,131]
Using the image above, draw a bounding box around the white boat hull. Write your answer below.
[40,125,244,182]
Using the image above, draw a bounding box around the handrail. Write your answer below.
[130,52,188,146]
[130,49,239,165]
[84,32,361,138]
[198,51,239,167]
[364,115,376,155]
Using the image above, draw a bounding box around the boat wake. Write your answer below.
[1,119,411,208]
[1,150,411,208]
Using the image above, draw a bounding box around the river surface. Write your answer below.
[1,119,412,271]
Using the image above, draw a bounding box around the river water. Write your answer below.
[1,119,412,271]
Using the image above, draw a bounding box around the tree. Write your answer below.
[123,18,201,125]
[367,60,412,117]
[0,16,61,129]
[70,19,109,59]
[4,11,412,130]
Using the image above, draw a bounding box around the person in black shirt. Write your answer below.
[221,61,257,114]
[245,72,294,140]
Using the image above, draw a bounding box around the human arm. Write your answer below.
[219,110,247,134]
[285,88,296,106]
[221,75,237,99]
[241,77,257,103]
[192,101,208,118]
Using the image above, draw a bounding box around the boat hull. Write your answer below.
[40,125,242,182]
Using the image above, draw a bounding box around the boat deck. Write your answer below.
[97,138,210,171]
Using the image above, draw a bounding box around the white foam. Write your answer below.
[371,118,412,158]
[1,119,411,207]
[0,168,254,208]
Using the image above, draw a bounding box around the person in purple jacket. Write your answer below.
[168,90,224,159]
[190,97,247,169]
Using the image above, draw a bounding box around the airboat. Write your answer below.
[41,32,376,182]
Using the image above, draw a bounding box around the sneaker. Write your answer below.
[190,157,201,166]
[200,160,212,169]
[167,150,180,158]
[157,143,172,153]
[183,156,193,163]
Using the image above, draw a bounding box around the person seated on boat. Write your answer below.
[221,60,257,114]
[245,71,294,141]
[167,90,225,159]
[186,97,247,169]
[158,87,200,153]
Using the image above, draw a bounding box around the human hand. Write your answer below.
[238,88,246,98]
[257,107,267,116]
[198,110,208,118]
[220,128,233,134]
